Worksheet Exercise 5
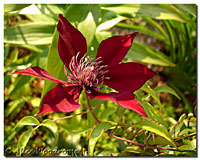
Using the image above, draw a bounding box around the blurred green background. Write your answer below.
[4,4,196,157]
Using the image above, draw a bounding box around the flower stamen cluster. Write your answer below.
[65,53,110,90]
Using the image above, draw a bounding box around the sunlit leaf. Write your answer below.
[140,102,168,128]
[97,15,126,32]
[15,116,40,129]
[101,4,188,22]
[173,4,196,17]
[88,122,111,156]
[147,135,173,146]
[141,83,161,106]
[4,22,56,45]
[4,4,31,12]
[134,121,176,147]
[41,119,58,141]
[134,120,176,148]
[126,41,176,67]
[17,129,34,156]
[154,86,181,100]
[115,23,168,43]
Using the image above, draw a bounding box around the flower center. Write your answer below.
[65,53,110,89]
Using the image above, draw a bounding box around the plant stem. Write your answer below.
[53,110,89,122]
[53,101,104,122]
[85,93,100,124]
[105,133,196,153]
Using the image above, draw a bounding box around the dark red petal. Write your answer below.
[88,90,147,117]
[104,62,156,92]
[36,85,82,115]
[57,14,87,70]
[11,67,75,86]
[96,32,138,68]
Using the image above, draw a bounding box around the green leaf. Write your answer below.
[4,126,23,146]
[97,15,126,32]
[140,102,168,128]
[126,41,176,67]
[4,4,31,12]
[17,129,34,156]
[8,76,35,96]
[154,86,181,100]
[40,30,64,100]
[173,4,196,17]
[100,107,116,120]
[65,4,101,48]
[141,83,161,106]
[147,135,173,146]
[4,44,10,60]
[35,4,67,15]
[115,23,168,43]
[178,139,196,150]
[88,122,111,156]
[95,31,112,43]
[142,17,169,40]
[15,116,40,129]
[5,98,26,118]
[101,4,188,22]
[162,20,176,61]
[4,22,56,45]
[134,120,176,148]
[40,119,58,141]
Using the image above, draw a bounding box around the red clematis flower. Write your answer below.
[12,14,156,117]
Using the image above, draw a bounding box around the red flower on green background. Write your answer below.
[12,14,156,117]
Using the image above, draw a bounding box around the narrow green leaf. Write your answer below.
[100,107,116,120]
[4,22,56,45]
[101,4,188,22]
[162,20,176,61]
[15,116,40,129]
[4,126,23,146]
[126,41,176,67]
[8,76,35,96]
[5,98,25,118]
[97,15,126,32]
[142,102,168,128]
[88,122,111,156]
[141,83,161,106]
[173,4,196,17]
[4,4,31,12]
[115,23,168,43]
[17,129,34,156]
[142,17,168,39]
[154,86,181,100]
[4,44,10,60]
[40,119,58,141]
[134,120,176,148]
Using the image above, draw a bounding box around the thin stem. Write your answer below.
[110,113,123,136]
[85,92,100,124]
[53,110,89,122]
[104,133,196,153]
[53,101,104,122]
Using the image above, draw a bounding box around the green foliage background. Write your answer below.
[4,4,196,157]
